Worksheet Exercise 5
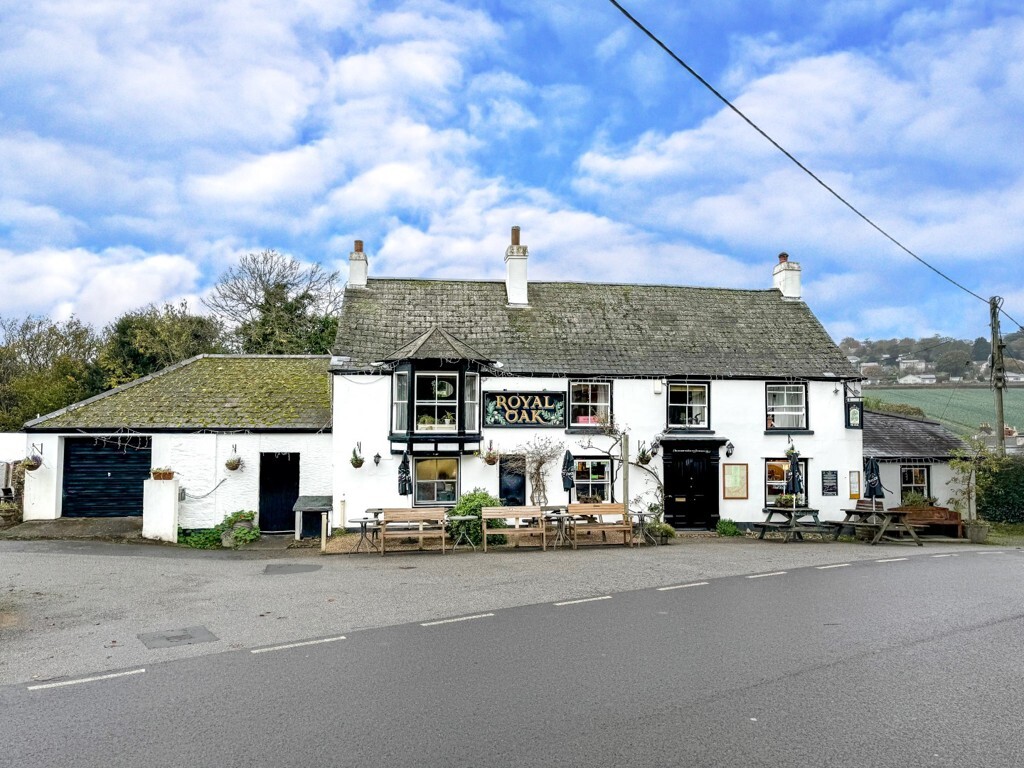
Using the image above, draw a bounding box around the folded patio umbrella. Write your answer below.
[398,451,412,496]
[864,456,884,508]
[785,451,803,498]
[561,450,575,492]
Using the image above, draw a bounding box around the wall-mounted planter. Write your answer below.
[225,455,243,471]
[151,469,175,480]
[22,455,43,472]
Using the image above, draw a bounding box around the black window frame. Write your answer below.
[389,362,482,438]
[765,382,809,432]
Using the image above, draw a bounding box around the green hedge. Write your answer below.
[978,455,1024,524]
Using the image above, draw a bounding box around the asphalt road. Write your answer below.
[2,545,1022,767]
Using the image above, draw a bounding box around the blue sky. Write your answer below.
[2,0,1022,343]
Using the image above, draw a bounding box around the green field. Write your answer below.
[865,386,1024,437]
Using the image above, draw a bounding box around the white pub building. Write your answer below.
[331,227,864,530]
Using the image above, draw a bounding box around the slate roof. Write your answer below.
[863,410,966,461]
[25,356,332,432]
[332,279,858,379]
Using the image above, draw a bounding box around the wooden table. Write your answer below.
[754,507,826,542]
[831,506,923,546]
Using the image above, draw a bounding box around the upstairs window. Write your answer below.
[392,372,409,432]
[570,381,610,426]
[464,373,479,432]
[766,383,807,430]
[415,373,459,431]
[668,383,709,428]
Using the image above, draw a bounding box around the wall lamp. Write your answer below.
[725,441,735,458]
[373,452,382,466]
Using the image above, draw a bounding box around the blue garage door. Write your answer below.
[62,438,152,517]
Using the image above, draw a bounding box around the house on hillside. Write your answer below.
[331,229,865,529]
[22,356,332,532]
[897,373,937,385]
[863,409,966,509]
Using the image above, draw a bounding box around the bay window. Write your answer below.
[415,372,459,432]
[464,373,479,432]
[392,372,409,432]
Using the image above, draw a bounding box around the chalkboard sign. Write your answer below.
[821,470,839,496]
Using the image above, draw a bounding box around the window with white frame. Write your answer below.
[464,373,479,432]
[570,381,610,426]
[392,372,409,432]
[414,457,459,505]
[765,458,808,505]
[574,458,611,503]
[668,383,709,428]
[415,372,458,431]
[766,383,807,429]
[900,466,930,503]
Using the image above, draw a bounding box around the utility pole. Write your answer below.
[990,296,1006,456]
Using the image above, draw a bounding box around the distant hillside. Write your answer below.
[865,386,1024,437]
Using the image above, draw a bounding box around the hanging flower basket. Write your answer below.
[225,455,243,471]
[151,468,174,480]
[483,451,499,465]
[22,454,43,472]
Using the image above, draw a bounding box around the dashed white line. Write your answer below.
[747,572,787,579]
[657,581,709,591]
[816,563,850,570]
[420,613,494,627]
[27,668,146,691]
[976,551,1004,555]
[931,554,957,558]
[555,596,612,606]
[251,636,346,654]
[876,558,908,563]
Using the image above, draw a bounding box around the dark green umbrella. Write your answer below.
[864,456,884,508]
[398,451,412,496]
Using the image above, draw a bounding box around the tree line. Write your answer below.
[0,250,341,431]
[839,331,1024,380]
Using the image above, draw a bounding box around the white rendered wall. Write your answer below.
[21,434,62,520]
[332,373,865,526]
[878,461,958,510]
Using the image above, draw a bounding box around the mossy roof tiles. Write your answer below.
[26,355,332,431]
[332,279,859,379]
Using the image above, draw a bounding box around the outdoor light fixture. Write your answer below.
[725,441,734,457]
[373,452,381,466]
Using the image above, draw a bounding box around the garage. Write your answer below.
[61,437,152,517]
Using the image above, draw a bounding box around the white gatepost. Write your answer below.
[143,478,179,543]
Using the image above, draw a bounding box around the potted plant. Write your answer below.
[225,454,243,471]
[481,440,499,465]
[21,454,43,472]
[418,414,436,428]
[636,441,652,466]
[441,411,456,427]
[151,467,174,480]
[350,444,365,468]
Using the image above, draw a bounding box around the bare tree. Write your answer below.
[503,436,565,506]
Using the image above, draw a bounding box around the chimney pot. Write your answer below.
[772,252,801,300]
[511,226,520,246]
[778,252,789,263]
[354,239,363,253]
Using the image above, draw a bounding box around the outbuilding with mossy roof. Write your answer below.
[22,355,333,533]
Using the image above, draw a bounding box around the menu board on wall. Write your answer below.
[821,470,839,496]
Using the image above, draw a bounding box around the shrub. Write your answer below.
[447,488,506,546]
[178,527,222,549]
[178,510,261,549]
[978,455,1024,524]
[716,518,743,537]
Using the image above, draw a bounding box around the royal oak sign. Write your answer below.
[483,392,566,428]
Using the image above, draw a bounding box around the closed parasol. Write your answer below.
[398,451,412,496]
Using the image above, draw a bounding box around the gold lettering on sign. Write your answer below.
[495,395,507,410]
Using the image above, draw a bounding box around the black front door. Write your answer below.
[498,456,526,506]
[259,453,300,533]
[663,449,718,529]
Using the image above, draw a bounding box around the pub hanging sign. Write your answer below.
[483,391,566,427]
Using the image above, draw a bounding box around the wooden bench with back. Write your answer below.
[566,502,633,547]
[377,507,447,556]
[480,506,545,552]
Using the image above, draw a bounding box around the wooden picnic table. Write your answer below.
[830,504,923,546]
[754,507,828,543]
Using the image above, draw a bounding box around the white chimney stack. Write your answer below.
[348,239,367,289]
[772,252,801,300]
[504,225,529,306]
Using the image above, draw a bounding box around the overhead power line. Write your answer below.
[606,0,990,306]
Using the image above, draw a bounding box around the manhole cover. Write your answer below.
[263,564,323,575]
[137,625,219,650]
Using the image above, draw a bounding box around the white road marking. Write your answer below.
[931,554,956,558]
[976,551,1004,555]
[876,558,908,563]
[251,636,346,654]
[816,564,850,570]
[27,668,146,691]
[420,613,494,627]
[554,596,612,606]
[657,581,709,591]
[747,572,787,579]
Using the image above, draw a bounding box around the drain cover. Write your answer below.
[137,625,219,650]
[263,564,323,575]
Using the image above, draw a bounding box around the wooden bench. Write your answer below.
[378,507,447,556]
[567,503,633,547]
[896,505,963,538]
[481,506,545,552]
